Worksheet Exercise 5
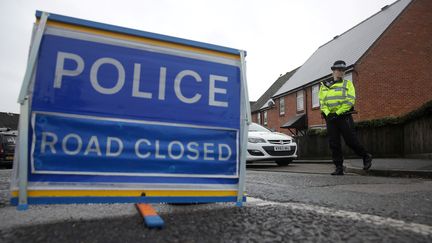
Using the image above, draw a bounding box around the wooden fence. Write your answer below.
[297,115,431,159]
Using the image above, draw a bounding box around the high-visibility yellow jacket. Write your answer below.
[319,79,356,116]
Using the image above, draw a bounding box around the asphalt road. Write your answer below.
[1,164,432,242]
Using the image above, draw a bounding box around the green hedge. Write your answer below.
[307,100,432,136]
[356,99,432,128]
[306,128,327,136]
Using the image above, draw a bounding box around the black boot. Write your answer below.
[363,153,373,170]
[331,166,344,175]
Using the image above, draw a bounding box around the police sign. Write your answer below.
[11,11,249,207]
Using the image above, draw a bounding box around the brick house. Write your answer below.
[250,68,298,131]
[252,0,432,135]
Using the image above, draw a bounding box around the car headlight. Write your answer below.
[248,137,266,143]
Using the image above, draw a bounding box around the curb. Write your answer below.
[345,166,432,179]
[248,168,332,175]
[291,160,333,164]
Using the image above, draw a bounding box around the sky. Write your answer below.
[0,0,397,113]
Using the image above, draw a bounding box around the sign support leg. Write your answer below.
[16,12,49,210]
[237,50,251,206]
[17,98,29,210]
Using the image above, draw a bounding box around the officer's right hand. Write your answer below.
[327,113,337,121]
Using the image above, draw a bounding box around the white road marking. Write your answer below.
[247,197,432,236]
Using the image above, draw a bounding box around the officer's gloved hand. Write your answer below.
[327,113,338,121]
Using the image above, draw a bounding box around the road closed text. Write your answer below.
[32,113,238,176]
[40,132,233,162]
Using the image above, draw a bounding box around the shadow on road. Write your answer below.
[247,162,335,175]
[246,162,279,169]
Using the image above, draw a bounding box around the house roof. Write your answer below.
[273,0,411,97]
[251,67,299,112]
[0,112,19,130]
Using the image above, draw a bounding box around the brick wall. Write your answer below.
[251,112,258,124]
[250,94,295,134]
[305,86,326,127]
[354,0,432,121]
[265,101,280,132]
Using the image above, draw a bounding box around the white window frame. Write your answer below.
[312,84,320,108]
[257,112,261,124]
[264,111,268,126]
[296,90,304,112]
[279,97,285,115]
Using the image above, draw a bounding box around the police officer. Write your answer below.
[319,60,372,175]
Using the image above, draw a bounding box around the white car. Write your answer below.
[247,123,297,166]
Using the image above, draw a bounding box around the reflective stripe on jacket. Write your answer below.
[319,79,356,116]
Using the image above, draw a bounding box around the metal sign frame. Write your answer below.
[11,11,249,209]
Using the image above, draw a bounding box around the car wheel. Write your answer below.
[276,159,292,166]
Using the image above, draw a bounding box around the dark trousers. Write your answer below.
[326,114,368,167]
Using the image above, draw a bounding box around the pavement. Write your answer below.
[287,157,432,179]
[344,158,432,179]
[247,162,334,175]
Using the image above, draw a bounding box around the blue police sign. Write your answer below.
[11,11,249,206]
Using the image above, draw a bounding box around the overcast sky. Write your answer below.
[0,0,396,113]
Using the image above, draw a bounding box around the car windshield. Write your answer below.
[248,123,271,132]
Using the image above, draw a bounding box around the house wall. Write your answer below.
[265,94,298,134]
[284,94,299,133]
[251,112,259,124]
[305,86,326,127]
[354,0,432,121]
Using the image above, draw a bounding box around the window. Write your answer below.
[257,112,261,124]
[279,97,285,115]
[296,90,304,111]
[312,84,320,108]
[264,111,268,126]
